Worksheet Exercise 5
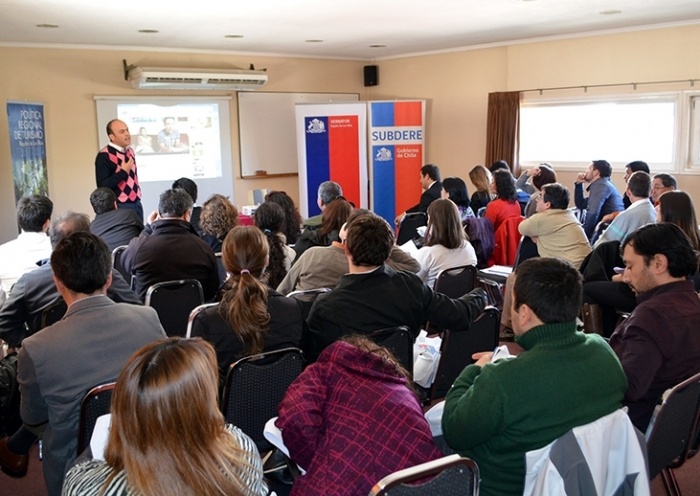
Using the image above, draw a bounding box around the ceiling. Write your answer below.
[2,0,700,60]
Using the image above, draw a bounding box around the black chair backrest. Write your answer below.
[77,382,115,455]
[185,302,219,339]
[369,454,479,496]
[287,287,332,320]
[397,212,427,246]
[111,245,130,283]
[214,252,228,285]
[646,371,700,479]
[433,265,477,299]
[222,347,305,454]
[430,307,500,401]
[145,279,204,337]
[369,326,414,377]
[40,298,67,329]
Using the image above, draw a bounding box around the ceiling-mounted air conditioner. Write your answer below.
[126,65,268,91]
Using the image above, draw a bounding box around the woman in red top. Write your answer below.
[484,169,522,231]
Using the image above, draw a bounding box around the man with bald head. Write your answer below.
[95,118,143,221]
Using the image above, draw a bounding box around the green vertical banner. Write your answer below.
[6,101,48,204]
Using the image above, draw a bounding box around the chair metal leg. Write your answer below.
[661,467,682,496]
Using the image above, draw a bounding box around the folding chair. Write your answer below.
[397,212,427,246]
[428,307,500,401]
[426,265,478,334]
[369,454,479,495]
[287,287,332,319]
[77,382,116,455]
[222,347,305,454]
[111,245,130,284]
[369,326,413,377]
[40,298,67,329]
[214,252,228,285]
[145,279,204,337]
[433,265,477,299]
[185,302,220,338]
[646,371,700,496]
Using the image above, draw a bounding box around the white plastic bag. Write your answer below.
[413,330,442,388]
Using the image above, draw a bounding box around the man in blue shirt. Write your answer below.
[574,159,624,240]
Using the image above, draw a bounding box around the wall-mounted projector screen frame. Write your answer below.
[237,92,359,178]
[94,96,233,218]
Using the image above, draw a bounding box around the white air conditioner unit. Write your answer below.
[127,66,268,91]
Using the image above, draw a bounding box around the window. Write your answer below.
[519,95,679,171]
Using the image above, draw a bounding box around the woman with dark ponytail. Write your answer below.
[189,226,304,384]
[254,202,295,289]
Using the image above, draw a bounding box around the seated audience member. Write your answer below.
[277,209,420,296]
[621,161,650,209]
[0,195,53,294]
[62,338,267,496]
[189,226,303,385]
[600,161,651,222]
[441,176,475,220]
[172,177,202,233]
[0,212,140,347]
[199,193,239,253]
[88,187,143,251]
[500,183,591,331]
[582,190,700,337]
[122,188,219,301]
[651,173,677,205]
[394,164,442,226]
[593,171,655,248]
[254,202,295,288]
[3,232,165,495]
[277,336,441,496]
[490,160,530,207]
[574,160,624,240]
[518,183,590,268]
[303,180,343,228]
[610,223,700,431]
[484,169,521,231]
[468,165,493,214]
[516,163,557,218]
[293,197,352,261]
[305,213,487,361]
[415,199,477,288]
[442,258,626,496]
[265,190,303,245]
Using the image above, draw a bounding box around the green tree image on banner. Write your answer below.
[6,101,48,204]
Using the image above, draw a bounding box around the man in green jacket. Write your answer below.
[442,257,627,496]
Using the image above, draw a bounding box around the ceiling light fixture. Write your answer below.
[305,39,324,43]
[138,29,159,34]
[36,23,59,28]
[369,44,386,48]
[225,34,244,39]
[599,10,622,15]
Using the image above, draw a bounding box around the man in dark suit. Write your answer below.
[122,188,219,301]
[8,232,165,495]
[89,187,143,251]
[394,164,442,226]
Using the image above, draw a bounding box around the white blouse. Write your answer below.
[415,240,478,288]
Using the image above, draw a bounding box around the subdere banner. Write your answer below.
[369,101,425,224]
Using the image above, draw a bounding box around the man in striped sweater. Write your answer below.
[95,119,143,221]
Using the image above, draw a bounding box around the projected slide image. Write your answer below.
[118,102,222,182]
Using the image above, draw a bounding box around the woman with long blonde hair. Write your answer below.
[468,165,493,214]
[62,338,267,496]
[189,226,304,384]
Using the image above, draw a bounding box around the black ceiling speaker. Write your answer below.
[364,65,378,87]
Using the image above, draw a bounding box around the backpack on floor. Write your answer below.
[0,351,21,436]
